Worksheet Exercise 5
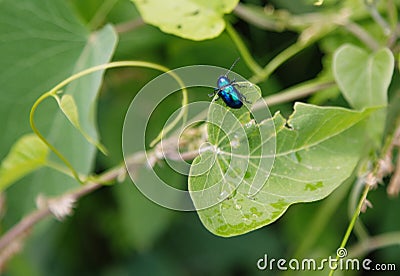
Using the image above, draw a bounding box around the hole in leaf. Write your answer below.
[284,121,293,130]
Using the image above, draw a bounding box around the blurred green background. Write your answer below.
[1,0,399,275]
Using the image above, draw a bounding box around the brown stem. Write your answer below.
[347,231,400,258]
[252,79,335,110]
[0,76,356,267]
[0,208,51,252]
[387,153,400,196]
[0,152,146,263]
[387,125,400,196]
[114,18,145,34]
[340,21,381,51]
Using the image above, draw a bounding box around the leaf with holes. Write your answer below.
[131,0,239,40]
[189,102,377,237]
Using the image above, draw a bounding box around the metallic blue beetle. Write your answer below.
[209,58,251,109]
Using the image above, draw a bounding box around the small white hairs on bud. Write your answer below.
[49,195,76,220]
[37,194,76,221]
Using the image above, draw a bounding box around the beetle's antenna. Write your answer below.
[224,57,240,77]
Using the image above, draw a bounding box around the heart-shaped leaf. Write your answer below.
[333,45,394,109]
[131,0,239,40]
[333,44,394,146]
[189,101,376,237]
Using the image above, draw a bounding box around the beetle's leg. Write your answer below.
[234,81,249,88]
[211,94,220,101]
[208,87,219,97]
[239,92,252,104]
[209,88,221,102]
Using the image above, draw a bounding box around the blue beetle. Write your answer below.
[209,58,251,109]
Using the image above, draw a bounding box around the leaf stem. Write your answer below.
[233,3,285,32]
[30,61,188,183]
[347,231,400,258]
[364,0,391,36]
[225,21,263,75]
[340,21,381,51]
[252,78,335,110]
[88,0,119,30]
[249,39,314,84]
[114,18,145,34]
[45,161,76,179]
[0,151,145,263]
[349,178,370,241]
[292,176,353,260]
[30,91,83,183]
[328,184,370,276]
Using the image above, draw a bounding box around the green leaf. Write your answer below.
[0,134,49,191]
[333,44,394,109]
[57,94,107,154]
[189,102,376,237]
[131,0,239,40]
[200,83,275,199]
[58,94,80,130]
[0,0,117,226]
[333,44,394,145]
[0,0,85,160]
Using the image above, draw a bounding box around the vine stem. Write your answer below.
[0,152,144,265]
[291,176,353,260]
[30,91,83,183]
[29,61,188,183]
[226,18,325,86]
[249,39,314,84]
[114,18,145,34]
[340,21,380,51]
[225,21,263,75]
[88,0,119,30]
[0,76,331,265]
[233,3,285,32]
[347,231,400,258]
[328,119,400,275]
[364,0,391,35]
[252,78,335,110]
[328,184,370,276]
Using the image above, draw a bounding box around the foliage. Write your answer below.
[190,103,377,236]
[0,0,399,275]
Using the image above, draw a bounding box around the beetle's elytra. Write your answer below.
[209,58,251,109]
